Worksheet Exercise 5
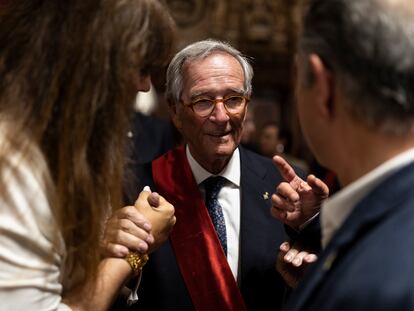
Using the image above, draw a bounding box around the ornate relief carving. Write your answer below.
[157,0,310,160]
[243,0,285,44]
[209,0,233,41]
[162,0,305,93]
[164,0,208,27]
[238,0,294,58]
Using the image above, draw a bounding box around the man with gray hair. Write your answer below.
[121,39,301,311]
[270,0,414,310]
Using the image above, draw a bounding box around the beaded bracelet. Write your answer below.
[125,251,149,274]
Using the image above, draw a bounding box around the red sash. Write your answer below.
[152,146,247,311]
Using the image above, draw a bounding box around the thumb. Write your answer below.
[307,175,329,198]
[148,192,160,207]
[134,186,151,211]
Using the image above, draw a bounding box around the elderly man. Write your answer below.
[118,39,301,311]
[271,0,414,310]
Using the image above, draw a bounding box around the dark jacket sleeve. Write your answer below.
[285,216,322,254]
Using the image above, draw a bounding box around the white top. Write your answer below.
[0,130,70,310]
[321,147,414,248]
[186,146,241,280]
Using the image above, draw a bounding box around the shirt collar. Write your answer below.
[321,147,414,248]
[186,145,241,187]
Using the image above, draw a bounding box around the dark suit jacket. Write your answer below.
[117,146,293,311]
[285,162,414,311]
[128,112,177,165]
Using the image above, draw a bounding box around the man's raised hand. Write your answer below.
[271,156,329,229]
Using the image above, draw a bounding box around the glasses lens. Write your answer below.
[192,98,214,117]
[224,95,245,112]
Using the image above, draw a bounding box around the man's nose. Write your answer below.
[136,74,151,92]
[209,101,230,122]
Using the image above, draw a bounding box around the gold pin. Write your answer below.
[263,192,269,200]
[323,251,337,271]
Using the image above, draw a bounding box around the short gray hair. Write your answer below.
[299,0,414,134]
[166,39,253,105]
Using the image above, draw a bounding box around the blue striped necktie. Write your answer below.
[203,176,227,256]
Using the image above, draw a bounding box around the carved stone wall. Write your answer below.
[159,0,311,160]
[162,0,304,98]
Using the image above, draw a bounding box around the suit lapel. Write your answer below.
[286,162,414,311]
[238,148,274,283]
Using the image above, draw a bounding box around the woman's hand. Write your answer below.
[102,187,176,258]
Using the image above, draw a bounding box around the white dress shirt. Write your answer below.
[186,146,241,280]
[321,147,414,248]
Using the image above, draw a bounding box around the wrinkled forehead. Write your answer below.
[181,52,245,95]
[182,51,243,73]
[378,0,414,15]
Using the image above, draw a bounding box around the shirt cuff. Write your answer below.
[127,272,142,305]
[299,212,320,231]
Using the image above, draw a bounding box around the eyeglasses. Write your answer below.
[182,94,249,117]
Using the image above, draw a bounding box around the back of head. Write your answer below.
[165,39,253,105]
[299,0,414,134]
[0,0,175,292]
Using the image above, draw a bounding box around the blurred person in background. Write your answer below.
[258,121,309,173]
[127,86,179,166]
[240,108,258,152]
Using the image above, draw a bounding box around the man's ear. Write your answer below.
[308,54,335,119]
[242,101,250,123]
[167,99,182,130]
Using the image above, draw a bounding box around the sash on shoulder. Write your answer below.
[152,146,247,311]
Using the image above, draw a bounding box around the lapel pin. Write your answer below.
[322,251,337,271]
[263,192,270,200]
